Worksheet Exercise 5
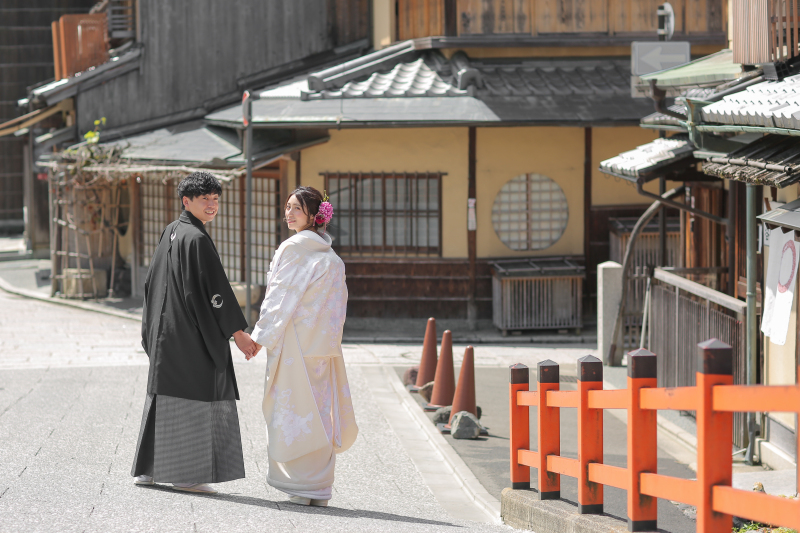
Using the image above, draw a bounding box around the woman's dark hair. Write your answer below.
[177,171,222,209]
[286,186,324,229]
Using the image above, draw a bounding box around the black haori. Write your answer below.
[132,210,248,483]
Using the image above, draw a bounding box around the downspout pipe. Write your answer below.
[636,179,727,224]
[745,184,759,464]
[607,185,686,366]
[243,90,259,329]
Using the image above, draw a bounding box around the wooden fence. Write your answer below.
[509,340,799,532]
[733,0,800,65]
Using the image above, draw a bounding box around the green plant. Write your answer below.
[83,117,106,144]
[733,523,763,533]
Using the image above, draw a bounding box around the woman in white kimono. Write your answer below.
[249,186,357,507]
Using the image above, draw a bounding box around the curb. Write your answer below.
[0,275,142,323]
[501,488,628,533]
[379,364,503,524]
[1,277,596,347]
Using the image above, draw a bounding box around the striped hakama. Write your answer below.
[131,393,245,484]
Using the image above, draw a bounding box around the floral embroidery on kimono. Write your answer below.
[271,388,314,446]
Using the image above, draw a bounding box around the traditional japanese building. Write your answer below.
[11,0,728,326]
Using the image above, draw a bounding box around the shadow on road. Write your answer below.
[137,485,464,527]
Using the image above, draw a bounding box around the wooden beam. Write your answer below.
[0,99,73,138]
[468,126,477,325]
[280,159,289,243]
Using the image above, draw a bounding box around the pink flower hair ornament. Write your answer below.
[315,191,334,226]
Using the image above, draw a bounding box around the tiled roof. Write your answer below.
[702,75,800,129]
[702,134,800,188]
[209,44,654,127]
[474,60,630,97]
[470,57,653,123]
[304,57,468,99]
[600,137,694,180]
[640,88,717,128]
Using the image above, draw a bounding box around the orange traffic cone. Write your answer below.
[425,330,455,410]
[449,345,477,423]
[411,317,437,392]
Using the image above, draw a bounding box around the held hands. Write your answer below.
[233,330,259,360]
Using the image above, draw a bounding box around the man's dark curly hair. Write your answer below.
[177,171,223,209]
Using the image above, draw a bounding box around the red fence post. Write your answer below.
[627,348,658,531]
[696,339,734,533]
[509,363,530,490]
[577,355,604,514]
[538,359,560,499]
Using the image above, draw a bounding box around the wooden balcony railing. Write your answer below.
[733,0,800,65]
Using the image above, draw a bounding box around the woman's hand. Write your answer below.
[249,342,263,360]
[232,330,257,359]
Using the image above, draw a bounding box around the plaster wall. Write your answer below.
[300,126,672,261]
[592,126,682,206]
[298,128,469,258]
[475,127,584,258]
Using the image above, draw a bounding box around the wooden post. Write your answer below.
[467,126,477,328]
[280,159,289,243]
[537,359,560,499]
[130,178,141,298]
[696,339,734,533]
[627,348,658,531]
[509,363,530,489]
[577,355,603,514]
[583,127,592,305]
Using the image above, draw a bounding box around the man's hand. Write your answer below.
[233,330,257,359]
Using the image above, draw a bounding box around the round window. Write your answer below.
[491,173,569,251]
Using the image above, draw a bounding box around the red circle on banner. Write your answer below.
[777,239,797,294]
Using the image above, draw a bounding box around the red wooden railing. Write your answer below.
[509,339,800,532]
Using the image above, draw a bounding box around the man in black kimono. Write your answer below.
[131,171,257,494]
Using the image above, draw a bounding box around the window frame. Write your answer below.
[491,172,569,252]
[323,172,444,257]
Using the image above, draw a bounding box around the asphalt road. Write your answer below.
[0,288,513,533]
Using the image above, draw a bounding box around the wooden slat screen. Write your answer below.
[394,0,724,38]
[398,0,445,40]
[138,177,180,268]
[323,172,442,257]
[138,174,281,285]
[209,173,280,285]
[732,0,800,65]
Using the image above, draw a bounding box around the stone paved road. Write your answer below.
[0,289,513,532]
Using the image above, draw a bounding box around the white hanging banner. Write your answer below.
[761,228,797,345]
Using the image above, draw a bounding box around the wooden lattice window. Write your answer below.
[210,173,280,285]
[137,173,281,285]
[492,173,569,251]
[324,172,442,257]
[138,177,181,267]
